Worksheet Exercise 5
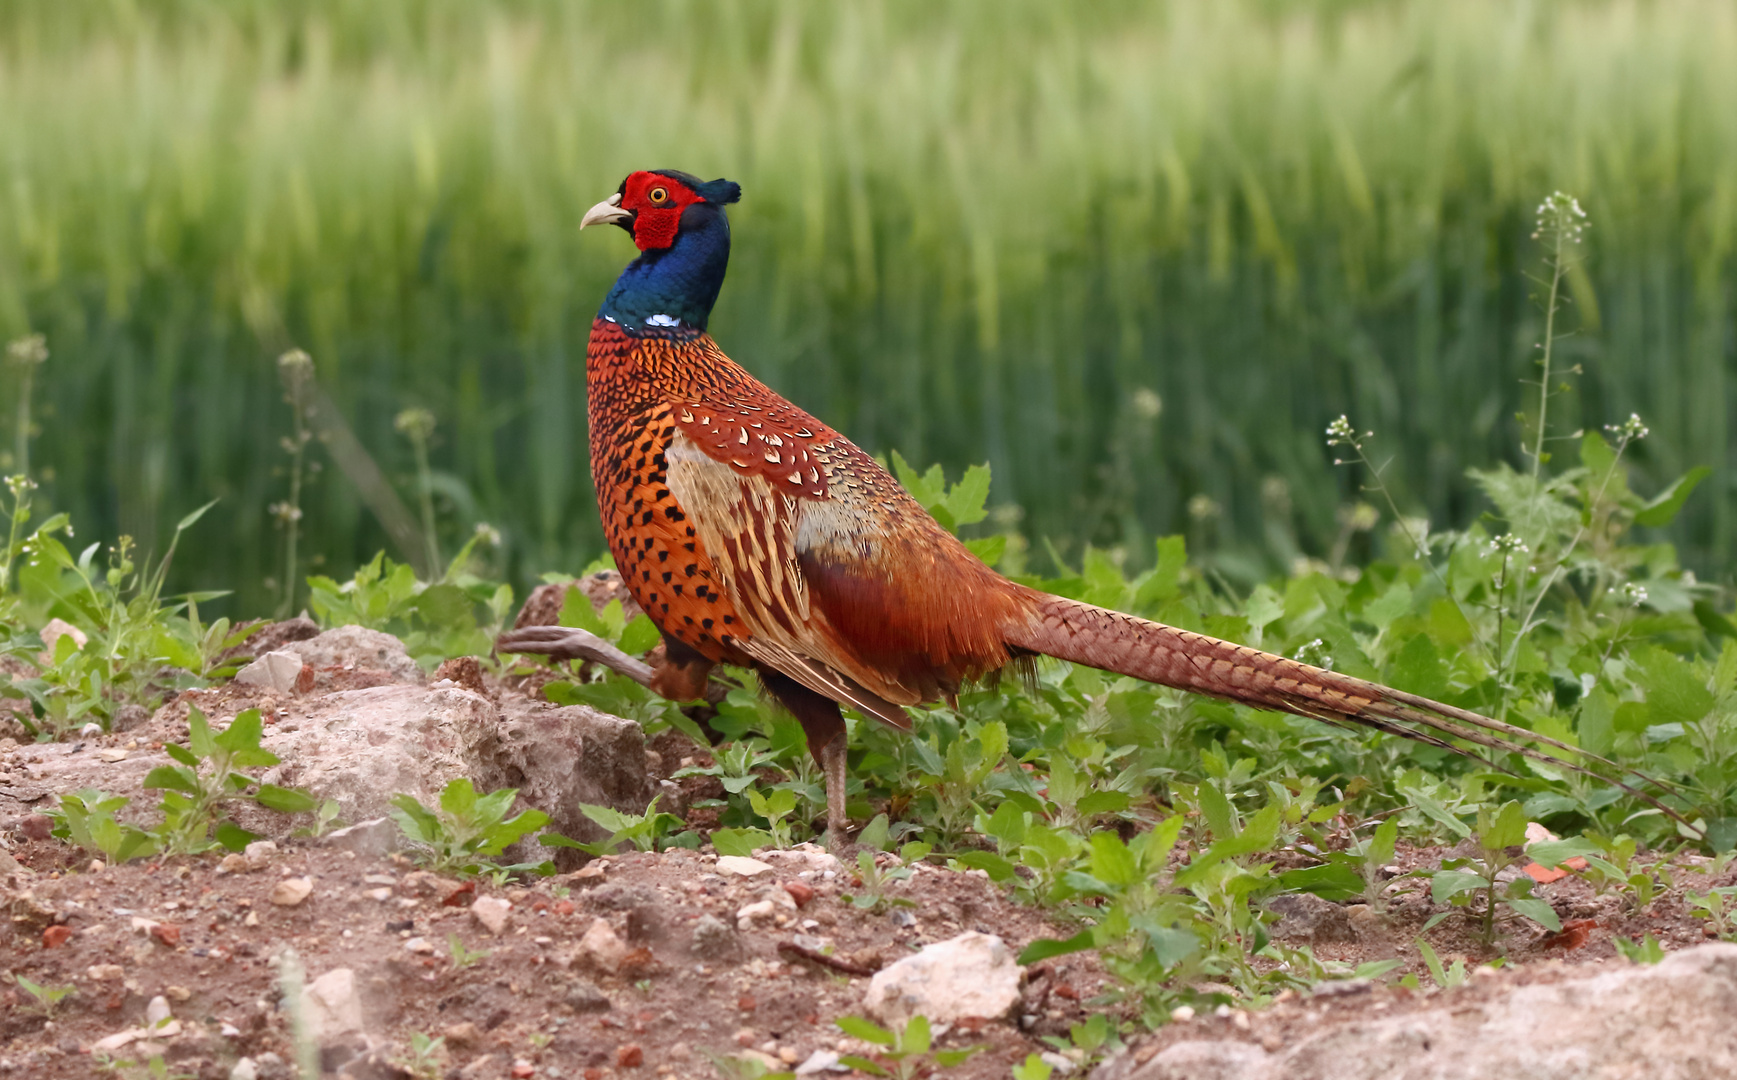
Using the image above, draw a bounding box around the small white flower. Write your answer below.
[1621,582,1648,608]
[1604,413,1648,443]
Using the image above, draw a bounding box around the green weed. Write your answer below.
[835,1015,983,1079]
[388,777,551,877]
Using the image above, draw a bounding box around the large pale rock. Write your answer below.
[235,651,307,693]
[299,968,365,1041]
[258,685,481,822]
[464,699,662,867]
[864,932,1022,1025]
[285,625,424,684]
[258,685,656,865]
[1099,944,1737,1080]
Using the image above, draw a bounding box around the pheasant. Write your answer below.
[498,169,1683,845]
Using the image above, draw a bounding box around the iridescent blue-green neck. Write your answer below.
[598,202,731,332]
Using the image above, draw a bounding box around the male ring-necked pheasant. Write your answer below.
[498,169,1681,845]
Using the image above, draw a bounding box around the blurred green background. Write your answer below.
[0,0,1732,614]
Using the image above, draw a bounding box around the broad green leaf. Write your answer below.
[1087,831,1139,887]
[142,766,200,794]
[1526,837,1600,868]
[440,778,480,821]
[834,1016,895,1046]
[1504,896,1562,931]
[255,784,320,814]
[711,828,773,858]
[901,1015,931,1055]
[1635,466,1710,527]
[213,709,265,754]
[187,706,215,759]
[1430,870,1487,904]
[1275,861,1364,900]
[1017,930,1096,965]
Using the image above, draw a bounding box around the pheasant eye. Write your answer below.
[649,186,669,204]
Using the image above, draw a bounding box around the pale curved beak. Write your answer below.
[581,192,632,230]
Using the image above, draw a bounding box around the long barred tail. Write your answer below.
[1005,592,1694,828]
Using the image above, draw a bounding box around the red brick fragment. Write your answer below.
[42,925,73,948]
[617,1044,644,1068]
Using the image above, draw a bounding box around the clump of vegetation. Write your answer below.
[45,706,322,861]
[388,777,551,877]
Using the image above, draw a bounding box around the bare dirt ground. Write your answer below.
[3,619,1731,1080]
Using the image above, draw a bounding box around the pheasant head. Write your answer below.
[584,169,742,331]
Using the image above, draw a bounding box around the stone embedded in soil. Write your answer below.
[1265,892,1356,944]
[1098,943,1737,1080]
[565,981,612,1013]
[578,917,629,973]
[300,967,365,1040]
[284,625,424,684]
[864,931,1022,1025]
[737,899,779,929]
[270,877,314,906]
[235,650,308,694]
[323,816,398,857]
[691,914,738,959]
[244,839,279,869]
[256,682,658,866]
[716,855,775,878]
[471,895,512,935]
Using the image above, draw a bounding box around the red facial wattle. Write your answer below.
[621,172,704,252]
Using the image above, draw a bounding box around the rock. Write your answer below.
[244,840,279,869]
[111,704,150,732]
[471,896,512,935]
[691,914,737,959]
[37,618,87,661]
[760,844,841,873]
[577,918,629,973]
[795,1050,842,1075]
[219,853,249,874]
[432,656,487,694]
[462,699,662,868]
[737,900,778,929]
[716,856,775,878]
[783,881,815,907]
[323,817,398,858]
[91,1029,147,1053]
[42,925,72,948]
[18,813,53,841]
[146,995,173,1027]
[586,882,658,911]
[1100,943,1737,1080]
[443,1022,483,1048]
[235,651,308,694]
[230,1059,259,1080]
[1265,894,1355,944]
[258,685,657,867]
[87,964,124,981]
[616,1044,644,1068]
[300,968,364,1040]
[284,625,424,684]
[565,982,612,1013]
[270,877,314,906]
[864,932,1022,1025]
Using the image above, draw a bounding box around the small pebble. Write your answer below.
[617,1044,644,1068]
[270,878,313,906]
[1170,1006,1196,1022]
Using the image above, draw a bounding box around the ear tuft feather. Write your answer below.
[696,178,742,205]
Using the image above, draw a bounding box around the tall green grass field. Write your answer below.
[0,0,1732,610]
